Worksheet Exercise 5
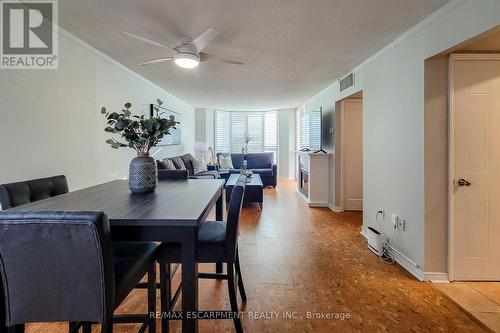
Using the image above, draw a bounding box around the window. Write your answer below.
[214,110,278,162]
[296,105,321,151]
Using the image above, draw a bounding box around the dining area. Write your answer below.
[0,174,248,333]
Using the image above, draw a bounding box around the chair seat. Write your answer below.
[156,221,227,263]
[112,241,158,305]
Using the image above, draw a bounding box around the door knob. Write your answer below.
[457,178,471,187]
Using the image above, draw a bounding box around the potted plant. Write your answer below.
[102,99,179,193]
[242,133,251,154]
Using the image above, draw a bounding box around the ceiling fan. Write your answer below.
[122,28,245,69]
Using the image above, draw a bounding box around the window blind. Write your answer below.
[309,110,321,150]
[296,105,321,151]
[215,110,278,162]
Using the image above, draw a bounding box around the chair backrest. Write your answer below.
[0,175,69,210]
[225,175,246,261]
[0,211,115,326]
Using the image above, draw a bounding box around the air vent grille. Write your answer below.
[340,73,355,92]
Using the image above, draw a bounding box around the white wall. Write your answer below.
[0,28,195,191]
[278,109,296,179]
[200,108,296,179]
[303,0,500,277]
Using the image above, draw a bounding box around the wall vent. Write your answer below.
[339,73,355,92]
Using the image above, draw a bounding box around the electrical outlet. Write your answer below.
[397,218,407,231]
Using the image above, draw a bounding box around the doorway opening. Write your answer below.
[336,91,363,212]
[425,24,500,333]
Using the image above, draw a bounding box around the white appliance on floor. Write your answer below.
[367,227,383,257]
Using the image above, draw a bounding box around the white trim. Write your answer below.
[329,204,344,212]
[447,53,500,282]
[57,27,173,96]
[425,272,449,282]
[310,0,467,102]
[448,55,456,281]
[351,0,466,74]
[389,246,424,281]
[449,53,500,61]
[360,227,424,281]
[308,202,329,208]
[339,100,345,211]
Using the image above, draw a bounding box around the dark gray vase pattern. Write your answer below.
[129,154,157,193]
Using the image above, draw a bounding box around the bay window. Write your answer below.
[214,110,278,162]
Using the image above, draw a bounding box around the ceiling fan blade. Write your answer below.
[138,58,173,66]
[190,28,219,52]
[122,31,175,50]
[217,58,245,65]
[200,52,244,65]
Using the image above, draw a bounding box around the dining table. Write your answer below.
[12,178,225,333]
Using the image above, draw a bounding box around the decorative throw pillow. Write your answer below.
[219,154,234,169]
[171,156,186,170]
[161,158,176,170]
[192,156,208,174]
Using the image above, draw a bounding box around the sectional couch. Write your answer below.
[217,153,277,187]
[156,153,219,180]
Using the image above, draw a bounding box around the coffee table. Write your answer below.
[225,173,264,209]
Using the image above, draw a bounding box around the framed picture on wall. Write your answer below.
[150,103,181,146]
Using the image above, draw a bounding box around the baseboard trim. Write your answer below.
[424,272,449,282]
[328,204,344,212]
[389,246,424,281]
[360,226,424,281]
[308,202,329,208]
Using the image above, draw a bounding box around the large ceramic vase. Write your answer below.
[129,152,157,193]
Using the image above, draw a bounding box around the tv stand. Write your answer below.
[296,151,330,207]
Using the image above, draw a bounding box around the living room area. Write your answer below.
[2,1,500,333]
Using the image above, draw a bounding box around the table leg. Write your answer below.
[216,189,224,274]
[216,189,223,221]
[181,228,198,333]
[0,281,6,333]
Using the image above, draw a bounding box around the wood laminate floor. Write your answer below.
[27,179,485,332]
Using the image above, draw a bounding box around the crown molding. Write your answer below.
[57,26,176,97]
[351,0,467,74]
[315,0,467,98]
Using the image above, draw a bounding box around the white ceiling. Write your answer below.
[58,0,449,110]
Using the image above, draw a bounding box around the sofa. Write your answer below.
[217,152,277,187]
[156,153,219,180]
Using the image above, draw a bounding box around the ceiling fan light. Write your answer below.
[174,53,199,69]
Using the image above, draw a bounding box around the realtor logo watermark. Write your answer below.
[1,0,58,69]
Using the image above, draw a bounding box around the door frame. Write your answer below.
[339,97,363,211]
[447,53,500,281]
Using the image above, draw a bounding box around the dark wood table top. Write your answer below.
[226,173,263,187]
[12,179,225,227]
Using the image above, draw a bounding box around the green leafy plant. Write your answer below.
[102,99,179,155]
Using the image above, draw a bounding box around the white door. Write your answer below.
[341,99,363,211]
[451,55,500,280]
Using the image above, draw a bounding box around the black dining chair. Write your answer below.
[0,211,158,333]
[0,175,69,210]
[156,175,248,333]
